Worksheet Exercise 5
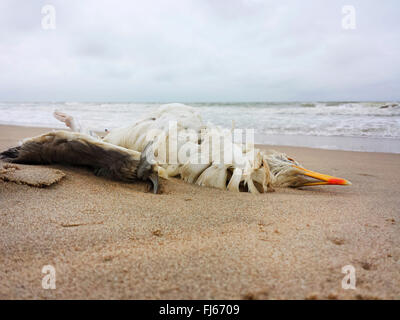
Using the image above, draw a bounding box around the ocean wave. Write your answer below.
[0,102,399,141]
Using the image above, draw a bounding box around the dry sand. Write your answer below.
[0,125,399,300]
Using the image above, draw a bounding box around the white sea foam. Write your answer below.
[0,101,399,152]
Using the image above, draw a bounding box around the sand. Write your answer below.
[0,163,65,187]
[0,125,399,300]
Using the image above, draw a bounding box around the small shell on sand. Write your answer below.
[0,162,65,187]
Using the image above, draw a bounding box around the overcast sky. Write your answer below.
[0,0,399,102]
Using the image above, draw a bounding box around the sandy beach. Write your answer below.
[0,124,399,300]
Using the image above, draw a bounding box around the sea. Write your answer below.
[0,101,399,153]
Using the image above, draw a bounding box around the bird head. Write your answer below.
[265,151,352,188]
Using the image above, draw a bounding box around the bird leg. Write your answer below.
[53,111,81,132]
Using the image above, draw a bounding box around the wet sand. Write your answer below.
[0,125,399,299]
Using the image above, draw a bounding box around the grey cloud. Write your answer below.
[0,0,399,101]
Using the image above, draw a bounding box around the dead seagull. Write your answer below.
[1,104,351,194]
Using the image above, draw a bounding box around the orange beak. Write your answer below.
[292,165,352,186]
